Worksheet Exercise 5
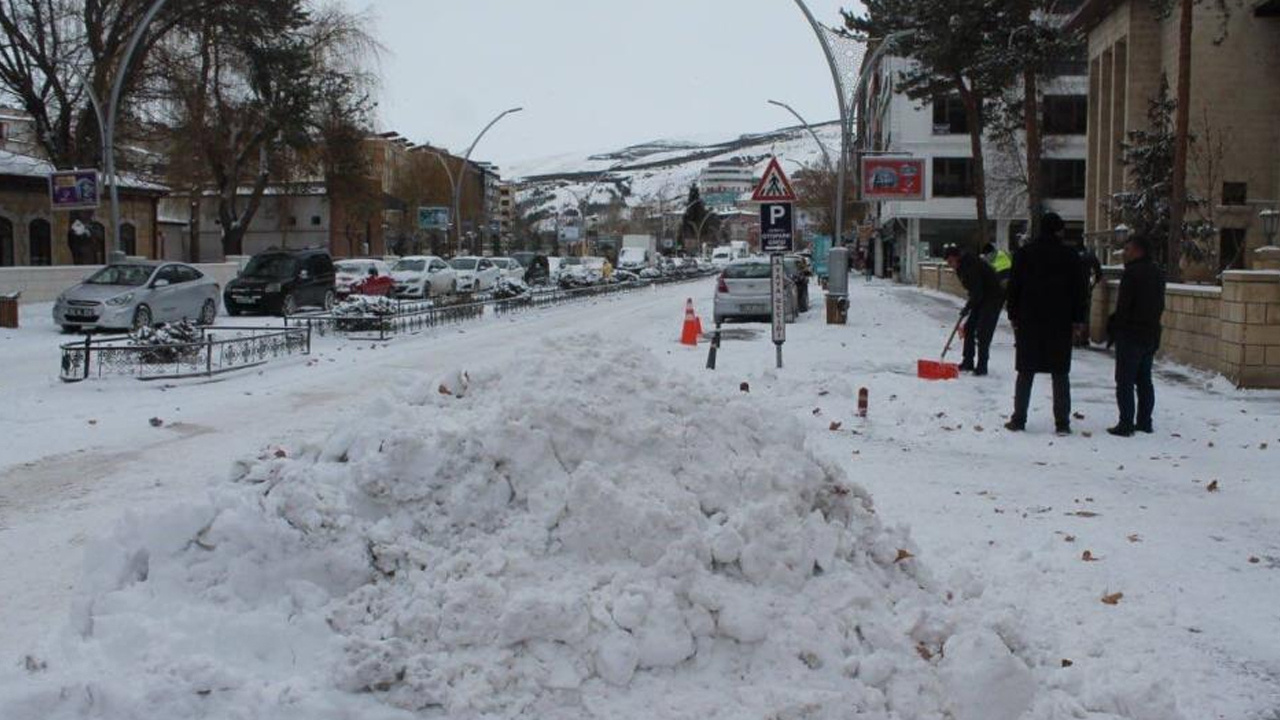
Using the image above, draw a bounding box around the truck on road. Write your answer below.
[618,234,657,272]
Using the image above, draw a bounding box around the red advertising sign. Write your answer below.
[861,158,925,201]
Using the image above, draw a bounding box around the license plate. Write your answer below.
[232,294,257,303]
[742,304,767,313]
[68,307,95,317]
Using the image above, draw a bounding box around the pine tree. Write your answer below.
[1116,78,1177,266]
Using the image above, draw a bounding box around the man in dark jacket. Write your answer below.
[945,245,1004,376]
[1107,236,1166,436]
[1004,212,1087,434]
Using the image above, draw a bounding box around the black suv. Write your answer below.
[224,248,337,316]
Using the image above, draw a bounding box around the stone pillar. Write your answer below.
[1220,270,1280,388]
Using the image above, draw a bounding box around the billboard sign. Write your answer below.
[417,206,450,231]
[861,158,925,201]
[49,170,101,211]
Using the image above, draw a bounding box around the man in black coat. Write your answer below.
[1004,212,1087,434]
[945,245,1004,376]
[1107,235,1166,436]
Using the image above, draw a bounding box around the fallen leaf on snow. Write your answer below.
[916,643,934,661]
[1101,592,1124,605]
[1068,511,1099,518]
[148,417,164,427]
[1207,480,1220,492]
[974,425,985,432]
[740,382,750,393]
[894,549,914,563]
[438,384,453,396]
[1082,550,1100,562]
[829,422,843,431]
[1073,412,1085,420]
[1061,659,1074,668]
[1064,535,1076,542]
[273,448,288,459]
[1127,534,1142,543]
[1081,431,1093,438]
[1249,556,1261,564]
[812,408,822,415]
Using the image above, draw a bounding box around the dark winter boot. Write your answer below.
[1107,424,1135,437]
[1004,419,1025,432]
[1055,423,1072,436]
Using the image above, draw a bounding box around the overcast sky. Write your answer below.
[344,0,864,172]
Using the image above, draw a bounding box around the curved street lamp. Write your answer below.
[452,107,523,256]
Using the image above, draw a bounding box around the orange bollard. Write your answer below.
[680,299,700,346]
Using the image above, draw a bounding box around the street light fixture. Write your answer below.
[451,107,523,256]
[1260,209,1279,246]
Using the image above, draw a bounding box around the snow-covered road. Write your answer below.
[2,277,1278,718]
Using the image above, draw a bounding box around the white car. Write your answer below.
[450,256,500,293]
[53,261,221,331]
[490,257,525,281]
[391,256,456,299]
[335,258,391,297]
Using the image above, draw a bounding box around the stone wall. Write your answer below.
[920,260,1280,388]
[0,261,243,304]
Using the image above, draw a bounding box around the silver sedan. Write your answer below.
[53,261,221,332]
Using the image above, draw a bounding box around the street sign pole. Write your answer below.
[753,157,798,371]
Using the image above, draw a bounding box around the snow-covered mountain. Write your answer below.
[510,122,841,226]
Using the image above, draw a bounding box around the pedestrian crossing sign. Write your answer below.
[751,157,798,203]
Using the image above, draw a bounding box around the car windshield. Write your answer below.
[335,261,367,274]
[243,255,298,279]
[724,263,770,279]
[85,264,153,287]
[394,259,426,273]
[451,258,477,270]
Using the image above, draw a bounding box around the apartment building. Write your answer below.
[859,50,1089,282]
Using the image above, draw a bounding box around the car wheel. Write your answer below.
[198,299,217,326]
[132,305,153,330]
[323,290,336,311]
[281,294,298,317]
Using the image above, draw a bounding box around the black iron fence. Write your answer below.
[60,325,311,383]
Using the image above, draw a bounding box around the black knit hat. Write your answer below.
[1042,212,1066,235]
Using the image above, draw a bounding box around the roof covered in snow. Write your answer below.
[0,148,169,193]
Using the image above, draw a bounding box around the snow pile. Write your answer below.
[3,337,1174,719]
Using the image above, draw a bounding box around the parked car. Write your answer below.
[54,261,221,332]
[335,258,391,298]
[224,248,336,316]
[391,256,456,299]
[490,257,526,281]
[450,256,500,293]
[713,258,797,325]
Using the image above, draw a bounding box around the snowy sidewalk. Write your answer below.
[670,279,1280,719]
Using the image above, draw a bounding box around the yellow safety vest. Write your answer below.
[990,250,1012,274]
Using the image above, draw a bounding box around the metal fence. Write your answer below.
[60,325,311,383]
[293,273,716,338]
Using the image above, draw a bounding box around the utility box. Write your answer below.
[0,292,19,329]
[827,246,850,297]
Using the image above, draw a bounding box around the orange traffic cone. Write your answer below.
[680,299,700,346]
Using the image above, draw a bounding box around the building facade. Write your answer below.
[1068,0,1280,273]
[698,161,757,213]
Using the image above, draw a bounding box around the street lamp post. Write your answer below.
[791,0,852,247]
[766,100,833,171]
[451,107,523,256]
[1261,209,1279,246]
[102,0,171,261]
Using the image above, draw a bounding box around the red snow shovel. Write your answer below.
[917,315,963,381]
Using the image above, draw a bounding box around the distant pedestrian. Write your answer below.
[1069,236,1104,347]
[945,245,1004,376]
[1106,235,1166,437]
[1004,212,1087,434]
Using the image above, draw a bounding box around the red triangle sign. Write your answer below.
[752,157,798,202]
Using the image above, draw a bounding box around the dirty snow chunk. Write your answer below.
[2,337,1120,720]
[941,628,1036,720]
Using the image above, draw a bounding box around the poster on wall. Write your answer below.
[861,158,925,201]
[417,206,450,231]
[49,170,101,211]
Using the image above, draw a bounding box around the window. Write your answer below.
[1043,95,1088,135]
[154,265,181,285]
[932,95,968,135]
[310,216,322,226]
[120,223,137,256]
[1222,182,1248,206]
[0,217,12,266]
[1041,159,1086,199]
[932,157,975,197]
[177,265,203,283]
[28,219,51,265]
